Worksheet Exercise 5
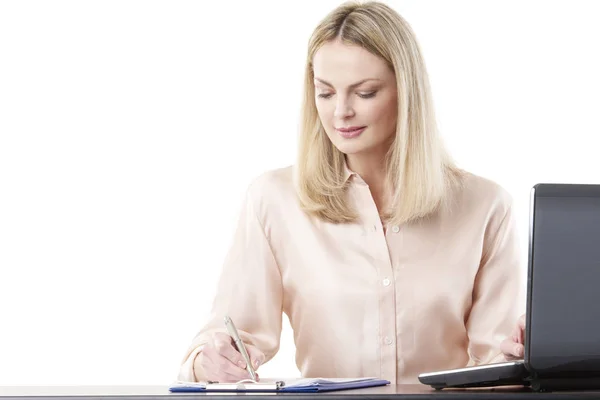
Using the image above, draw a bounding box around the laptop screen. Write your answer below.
[528,188,600,374]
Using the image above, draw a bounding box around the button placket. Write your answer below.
[351,182,397,382]
[382,223,403,383]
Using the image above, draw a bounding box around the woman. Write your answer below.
[178,1,525,384]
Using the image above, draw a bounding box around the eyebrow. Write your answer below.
[314,78,382,88]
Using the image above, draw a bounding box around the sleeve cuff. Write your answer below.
[177,345,204,382]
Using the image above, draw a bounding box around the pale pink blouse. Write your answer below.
[179,164,522,384]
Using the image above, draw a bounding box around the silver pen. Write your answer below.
[224,315,258,381]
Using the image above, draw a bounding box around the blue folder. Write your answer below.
[169,377,390,392]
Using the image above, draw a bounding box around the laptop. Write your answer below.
[418,183,600,392]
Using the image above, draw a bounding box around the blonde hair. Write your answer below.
[295,1,463,226]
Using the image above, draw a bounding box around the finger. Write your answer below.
[212,333,248,369]
[518,314,526,343]
[500,338,512,358]
[500,338,524,359]
[203,350,251,381]
[246,345,266,370]
[514,343,524,358]
[518,314,526,330]
[511,325,521,343]
[518,326,524,345]
[199,354,221,381]
[198,352,235,382]
[214,355,255,382]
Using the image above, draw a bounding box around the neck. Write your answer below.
[345,153,388,200]
[347,153,389,220]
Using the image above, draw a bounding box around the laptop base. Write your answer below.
[418,361,529,390]
[529,377,600,392]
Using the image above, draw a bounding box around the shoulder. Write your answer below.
[461,171,512,207]
[244,165,297,215]
[248,165,294,189]
[246,165,295,199]
[447,170,514,222]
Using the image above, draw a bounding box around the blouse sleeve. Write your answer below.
[178,184,284,381]
[465,201,524,365]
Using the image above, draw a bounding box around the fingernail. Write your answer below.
[515,345,523,357]
[238,360,245,368]
[254,360,260,368]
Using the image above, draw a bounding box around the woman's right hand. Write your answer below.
[194,332,265,383]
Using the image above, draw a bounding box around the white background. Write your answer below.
[1,0,599,385]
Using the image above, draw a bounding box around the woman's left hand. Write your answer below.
[500,314,526,360]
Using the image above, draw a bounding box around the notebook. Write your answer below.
[169,377,390,392]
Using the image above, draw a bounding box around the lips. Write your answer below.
[336,126,366,138]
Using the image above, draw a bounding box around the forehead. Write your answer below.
[312,40,392,84]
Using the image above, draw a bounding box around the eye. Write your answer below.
[317,93,333,99]
[357,91,377,99]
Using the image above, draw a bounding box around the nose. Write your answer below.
[334,97,355,119]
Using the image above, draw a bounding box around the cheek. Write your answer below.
[315,101,334,125]
[365,97,397,125]
[364,102,397,142]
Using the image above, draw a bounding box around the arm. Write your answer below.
[465,201,524,365]
[178,184,284,381]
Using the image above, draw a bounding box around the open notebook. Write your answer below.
[169,377,390,392]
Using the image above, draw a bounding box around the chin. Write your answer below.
[332,140,373,156]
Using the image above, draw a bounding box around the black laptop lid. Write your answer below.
[526,184,600,376]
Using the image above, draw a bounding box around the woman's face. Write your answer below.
[312,40,398,158]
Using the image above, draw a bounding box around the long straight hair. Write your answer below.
[295,1,463,226]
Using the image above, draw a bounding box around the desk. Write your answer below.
[1,385,600,399]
